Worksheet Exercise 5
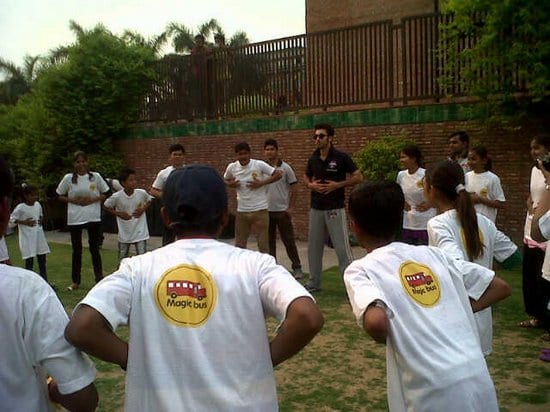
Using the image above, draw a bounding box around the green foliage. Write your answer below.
[0,23,157,190]
[353,135,414,181]
[441,0,550,119]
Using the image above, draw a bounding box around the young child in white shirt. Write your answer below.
[344,180,511,412]
[104,168,152,261]
[465,145,506,222]
[10,184,51,283]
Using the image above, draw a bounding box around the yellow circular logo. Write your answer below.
[399,261,440,307]
[154,264,218,327]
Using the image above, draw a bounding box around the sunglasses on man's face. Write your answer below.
[313,133,328,140]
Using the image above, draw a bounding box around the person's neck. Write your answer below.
[319,145,331,159]
[363,236,392,254]
[435,200,454,214]
[124,188,134,196]
[267,157,279,167]
[25,201,34,206]
[407,165,419,174]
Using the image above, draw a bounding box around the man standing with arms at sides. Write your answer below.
[264,138,304,279]
[150,143,185,245]
[448,131,471,173]
[303,123,362,293]
[65,164,324,411]
[0,156,98,412]
[224,142,281,253]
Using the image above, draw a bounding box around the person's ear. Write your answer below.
[160,207,171,228]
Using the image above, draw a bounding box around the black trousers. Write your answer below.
[522,245,547,320]
[69,222,103,285]
[25,254,47,281]
[268,211,302,270]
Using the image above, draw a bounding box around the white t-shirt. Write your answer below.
[266,160,297,212]
[104,189,153,243]
[465,171,506,222]
[524,166,547,248]
[0,265,96,412]
[10,202,51,259]
[56,172,110,226]
[0,236,9,262]
[224,159,275,212]
[344,242,498,412]
[396,168,436,230]
[427,210,517,355]
[78,238,312,411]
[151,165,177,192]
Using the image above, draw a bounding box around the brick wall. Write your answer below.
[117,114,539,246]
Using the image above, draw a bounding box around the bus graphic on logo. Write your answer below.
[405,272,433,288]
[167,280,207,300]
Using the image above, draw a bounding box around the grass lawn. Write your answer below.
[4,235,550,411]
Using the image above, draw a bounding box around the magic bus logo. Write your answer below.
[399,261,440,307]
[154,264,217,327]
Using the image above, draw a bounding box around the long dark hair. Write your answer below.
[71,151,94,184]
[425,160,483,261]
[470,145,492,171]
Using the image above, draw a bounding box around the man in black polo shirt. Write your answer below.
[303,123,362,292]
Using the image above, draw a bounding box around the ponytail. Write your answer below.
[426,160,484,261]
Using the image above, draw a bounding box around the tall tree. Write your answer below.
[0,55,41,105]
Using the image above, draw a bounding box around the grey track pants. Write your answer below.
[307,208,353,288]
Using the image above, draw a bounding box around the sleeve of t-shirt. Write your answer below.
[285,163,298,185]
[95,173,110,194]
[490,175,506,201]
[343,260,390,328]
[25,281,96,395]
[223,163,234,180]
[259,160,275,176]
[342,152,358,174]
[443,252,494,301]
[427,219,466,260]
[9,204,23,225]
[55,174,71,196]
[103,192,117,209]
[257,253,314,322]
[76,260,134,331]
[493,228,518,262]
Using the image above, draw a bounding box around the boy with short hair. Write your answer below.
[344,181,511,412]
[150,143,185,245]
[104,168,153,261]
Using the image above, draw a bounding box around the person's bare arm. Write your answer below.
[470,276,512,313]
[247,169,282,189]
[65,305,128,371]
[270,297,324,367]
[48,380,98,412]
[321,169,363,194]
[287,183,297,215]
[531,161,550,242]
[362,301,389,344]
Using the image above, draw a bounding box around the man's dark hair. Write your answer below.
[169,143,185,154]
[349,181,404,241]
[194,34,205,41]
[264,138,278,149]
[119,168,136,184]
[234,142,251,153]
[314,123,335,137]
[449,131,470,144]
[0,156,14,199]
[401,144,423,166]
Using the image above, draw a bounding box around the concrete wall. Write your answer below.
[118,103,540,247]
[306,0,438,32]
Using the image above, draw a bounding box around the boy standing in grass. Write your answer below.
[104,168,153,261]
[344,181,511,412]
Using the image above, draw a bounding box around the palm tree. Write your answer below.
[0,55,41,105]
[122,30,168,57]
[165,18,248,53]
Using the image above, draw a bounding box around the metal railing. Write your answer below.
[138,12,524,122]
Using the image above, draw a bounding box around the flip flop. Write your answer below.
[66,284,80,291]
[518,318,540,328]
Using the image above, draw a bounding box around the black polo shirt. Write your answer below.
[305,146,358,210]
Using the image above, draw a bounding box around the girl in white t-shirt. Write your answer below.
[56,151,110,291]
[425,160,519,355]
[465,145,505,222]
[396,144,436,245]
[10,184,51,282]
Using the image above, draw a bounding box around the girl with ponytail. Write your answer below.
[424,160,519,356]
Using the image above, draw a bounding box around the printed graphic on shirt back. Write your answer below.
[399,261,440,307]
[154,264,218,327]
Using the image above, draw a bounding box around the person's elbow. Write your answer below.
[65,305,101,349]
[291,297,324,337]
[494,277,513,301]
[363,307,389,343]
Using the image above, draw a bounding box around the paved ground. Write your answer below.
[45,230,365,274]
